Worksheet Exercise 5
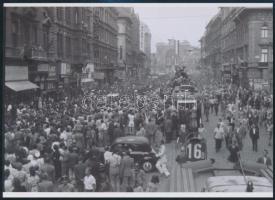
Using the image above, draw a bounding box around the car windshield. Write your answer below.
[111,142,151,153]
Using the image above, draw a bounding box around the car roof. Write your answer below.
[206,176,273,192]
[113,136,150,145]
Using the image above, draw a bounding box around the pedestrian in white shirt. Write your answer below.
[83,168,96,192]
[108,151,121,192]
[128,110,135,135]
[214,123,224,152]
[104,146,112,164]
[155,140,170,177]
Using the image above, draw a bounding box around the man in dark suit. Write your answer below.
[38,173,54,192]
[257,150,272,167]
[249,123,259,152]
[119,151,134,191]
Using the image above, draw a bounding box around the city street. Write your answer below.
[145,108,273,192]
[3,4,273,196]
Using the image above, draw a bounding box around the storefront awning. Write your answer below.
[5,81,39,91]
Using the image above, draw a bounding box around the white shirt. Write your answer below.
[263,157,267,165]
[104,151,112,164]
[128,114,135,124]
[108,154,121,167]
[44,127,51,136]
[84,175,96,190]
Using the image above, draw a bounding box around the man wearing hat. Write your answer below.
[57,175,75,192]
[38,173,54,192]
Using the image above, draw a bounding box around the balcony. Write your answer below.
[5,46,22,58]
[259,38,273,45]
[258,61,269,67]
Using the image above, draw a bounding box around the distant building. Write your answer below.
[140,21,151,69]
[116,7,144,81]
[155,39,200,75]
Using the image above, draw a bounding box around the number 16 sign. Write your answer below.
[185,138,207,161]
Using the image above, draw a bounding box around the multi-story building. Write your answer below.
[201,7,273,91]
[155,42,169,73]
[155,39,200,75]
[232,7,273,90]
[203,12,222,81]
[140,21,152,69]
[116,7,144,80]
[116,7,133,80]
[93,7,118,85]
[53,7,94,93]
[4,7,95,101]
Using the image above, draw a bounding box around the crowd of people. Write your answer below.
[201,84,273,167]
[4,76,175,192]
[4,72,273,193]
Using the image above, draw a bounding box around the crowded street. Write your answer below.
[3,4,273,195]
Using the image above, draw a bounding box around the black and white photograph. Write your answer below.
[2,2,273,198]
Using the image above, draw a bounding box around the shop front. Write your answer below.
[59,62,73,97]
[81,63,96,90]
[5,65,39,104]
[93,72,105,87]
[221,64,231,84]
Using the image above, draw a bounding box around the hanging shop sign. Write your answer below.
[48,66,56,77]
[37,64,49,72]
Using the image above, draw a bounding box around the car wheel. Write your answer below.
[142,161,153,172]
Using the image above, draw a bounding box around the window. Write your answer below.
[261,26,268,38]
[57,33,63,57]
[87,43,90,55]
[119,46,123,59]
[65,8,71,24]
[32,25,38,45]
[260,48,268,62]
[94,48,99,59]
[74,9,79,24]
[11,18,19,47]
[65,36,71,57]
[82,39,86,54]
[43,26,49,50]
[23,23,30,44]
[57,8,63,21]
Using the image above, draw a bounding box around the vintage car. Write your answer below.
[110,136,158,172]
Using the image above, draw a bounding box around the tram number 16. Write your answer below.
[186,143,202,160]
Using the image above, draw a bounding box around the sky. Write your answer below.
[134,7,219,52]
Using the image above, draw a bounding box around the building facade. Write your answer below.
[116,7,144,80]
[232,7,273,90]
[155,39,200,75]
[93,7,118,85]
[140,21,152,69]
[201,7,273,91]
[116,7,133,80]
[5,7,95,99]
[203,12,222,81]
